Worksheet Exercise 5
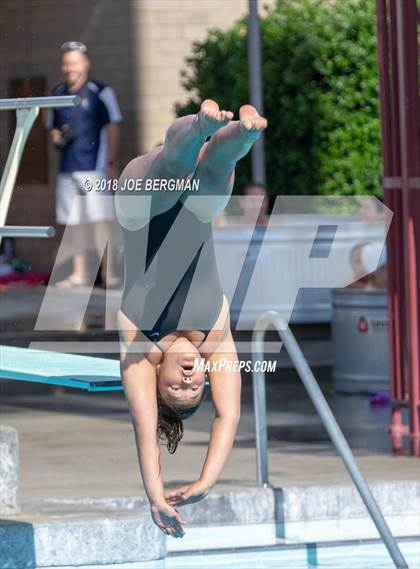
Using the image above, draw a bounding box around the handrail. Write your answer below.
[0,95,80,110]
[251,310,408,569]
[0,226,55,238]
[0,95,79,246]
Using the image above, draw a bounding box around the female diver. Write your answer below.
[115,99,267,538]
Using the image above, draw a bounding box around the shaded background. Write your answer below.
[0,0,276,270]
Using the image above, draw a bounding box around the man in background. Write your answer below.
[47,41,122,288]
[357,196,386,222]
[239,182,269,225]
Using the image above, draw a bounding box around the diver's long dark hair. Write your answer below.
[156,388,207,453]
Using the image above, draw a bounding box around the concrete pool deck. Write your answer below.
[1,370,419,499]
[1,372,419,567]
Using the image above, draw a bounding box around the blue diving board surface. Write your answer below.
[0,345,123,392]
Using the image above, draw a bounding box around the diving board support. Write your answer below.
[0,95,79,245]
[251,310,408,569]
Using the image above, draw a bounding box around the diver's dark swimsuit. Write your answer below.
[120,193,224,352]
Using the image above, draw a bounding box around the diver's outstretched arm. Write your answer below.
[118,319,186,538]
[165,331,241,507]
[197,332,241,489]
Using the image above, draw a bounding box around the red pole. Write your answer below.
[376,0,420,456]
[394,0,420,456]
[376,0,405,452]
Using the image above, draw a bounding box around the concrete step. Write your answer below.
[1,482,418,567]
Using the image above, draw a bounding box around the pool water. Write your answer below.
[165,538,420,569]
[43,538,419,569]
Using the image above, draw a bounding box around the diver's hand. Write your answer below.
[150,501,186,538]
[165,480,210,507]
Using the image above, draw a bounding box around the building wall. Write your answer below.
[0,0,138,271]
[133,0,275,151]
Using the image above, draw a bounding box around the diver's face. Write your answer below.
[156,338,206,407]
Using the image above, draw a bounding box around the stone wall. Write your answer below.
[0,425,20,515]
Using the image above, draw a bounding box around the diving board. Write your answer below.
[0,345,123,392]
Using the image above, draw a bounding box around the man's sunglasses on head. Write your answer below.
[60,41,88,54]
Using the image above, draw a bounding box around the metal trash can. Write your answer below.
[331,288,390,394]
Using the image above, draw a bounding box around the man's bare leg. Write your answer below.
[93,219,122,287]
[183,105,268,220]
[54,223,91,287]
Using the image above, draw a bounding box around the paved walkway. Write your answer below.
[0,284,417,519]
[1,371,418,507]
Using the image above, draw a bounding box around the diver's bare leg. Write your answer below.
[116,100,233,224]
[146,100,233,182]
[185,105,267,219]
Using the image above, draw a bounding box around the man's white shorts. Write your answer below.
[56,170,116,225]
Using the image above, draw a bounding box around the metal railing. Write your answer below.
[252,310,408,569]
[0,95,80,110]
[0,226,56,238]
[0,95,79,243]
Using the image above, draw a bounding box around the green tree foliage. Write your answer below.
[175,0,382,200]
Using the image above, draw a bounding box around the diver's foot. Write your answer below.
[238,104,267,139]
[197,104,267,165]
[196,99,234,137]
